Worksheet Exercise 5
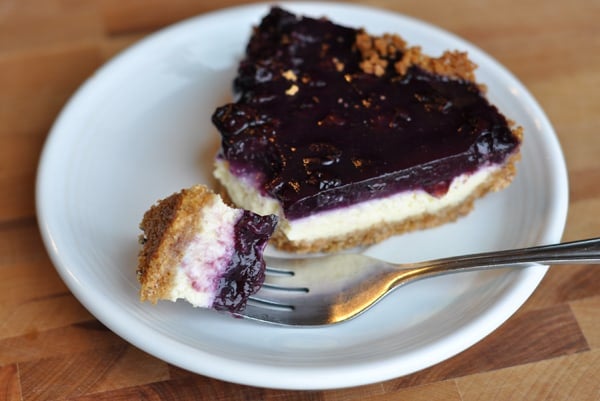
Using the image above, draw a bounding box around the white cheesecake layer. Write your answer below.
[214,158,497,242]
[166,195,242,307]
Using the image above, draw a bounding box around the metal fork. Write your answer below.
[238,237,600,326]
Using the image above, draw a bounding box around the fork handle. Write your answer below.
[406,237,600,279]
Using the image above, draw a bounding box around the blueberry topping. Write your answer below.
[213,7,520,219]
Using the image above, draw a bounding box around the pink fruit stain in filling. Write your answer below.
[181,219,237,304]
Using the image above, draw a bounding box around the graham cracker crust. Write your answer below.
[137,185,214,303]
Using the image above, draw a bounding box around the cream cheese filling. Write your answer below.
[166,195,242,307]
[214,159,497,243]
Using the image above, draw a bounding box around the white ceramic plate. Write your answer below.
[36,2,568,390]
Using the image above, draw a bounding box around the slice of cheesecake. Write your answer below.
[212,7,522,253]
[137,185,277,312]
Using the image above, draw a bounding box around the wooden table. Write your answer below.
[1,0,599,400]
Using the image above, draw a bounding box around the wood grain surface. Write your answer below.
[1,0,599,400]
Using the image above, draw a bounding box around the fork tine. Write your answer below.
[251,285,306,303]
[262,269,309,290]
[241,299,335,326]
[238,303,294,325]
[241,282,316,325]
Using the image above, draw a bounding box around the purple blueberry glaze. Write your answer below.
[212,211,278,313]
[212,7,520,220]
